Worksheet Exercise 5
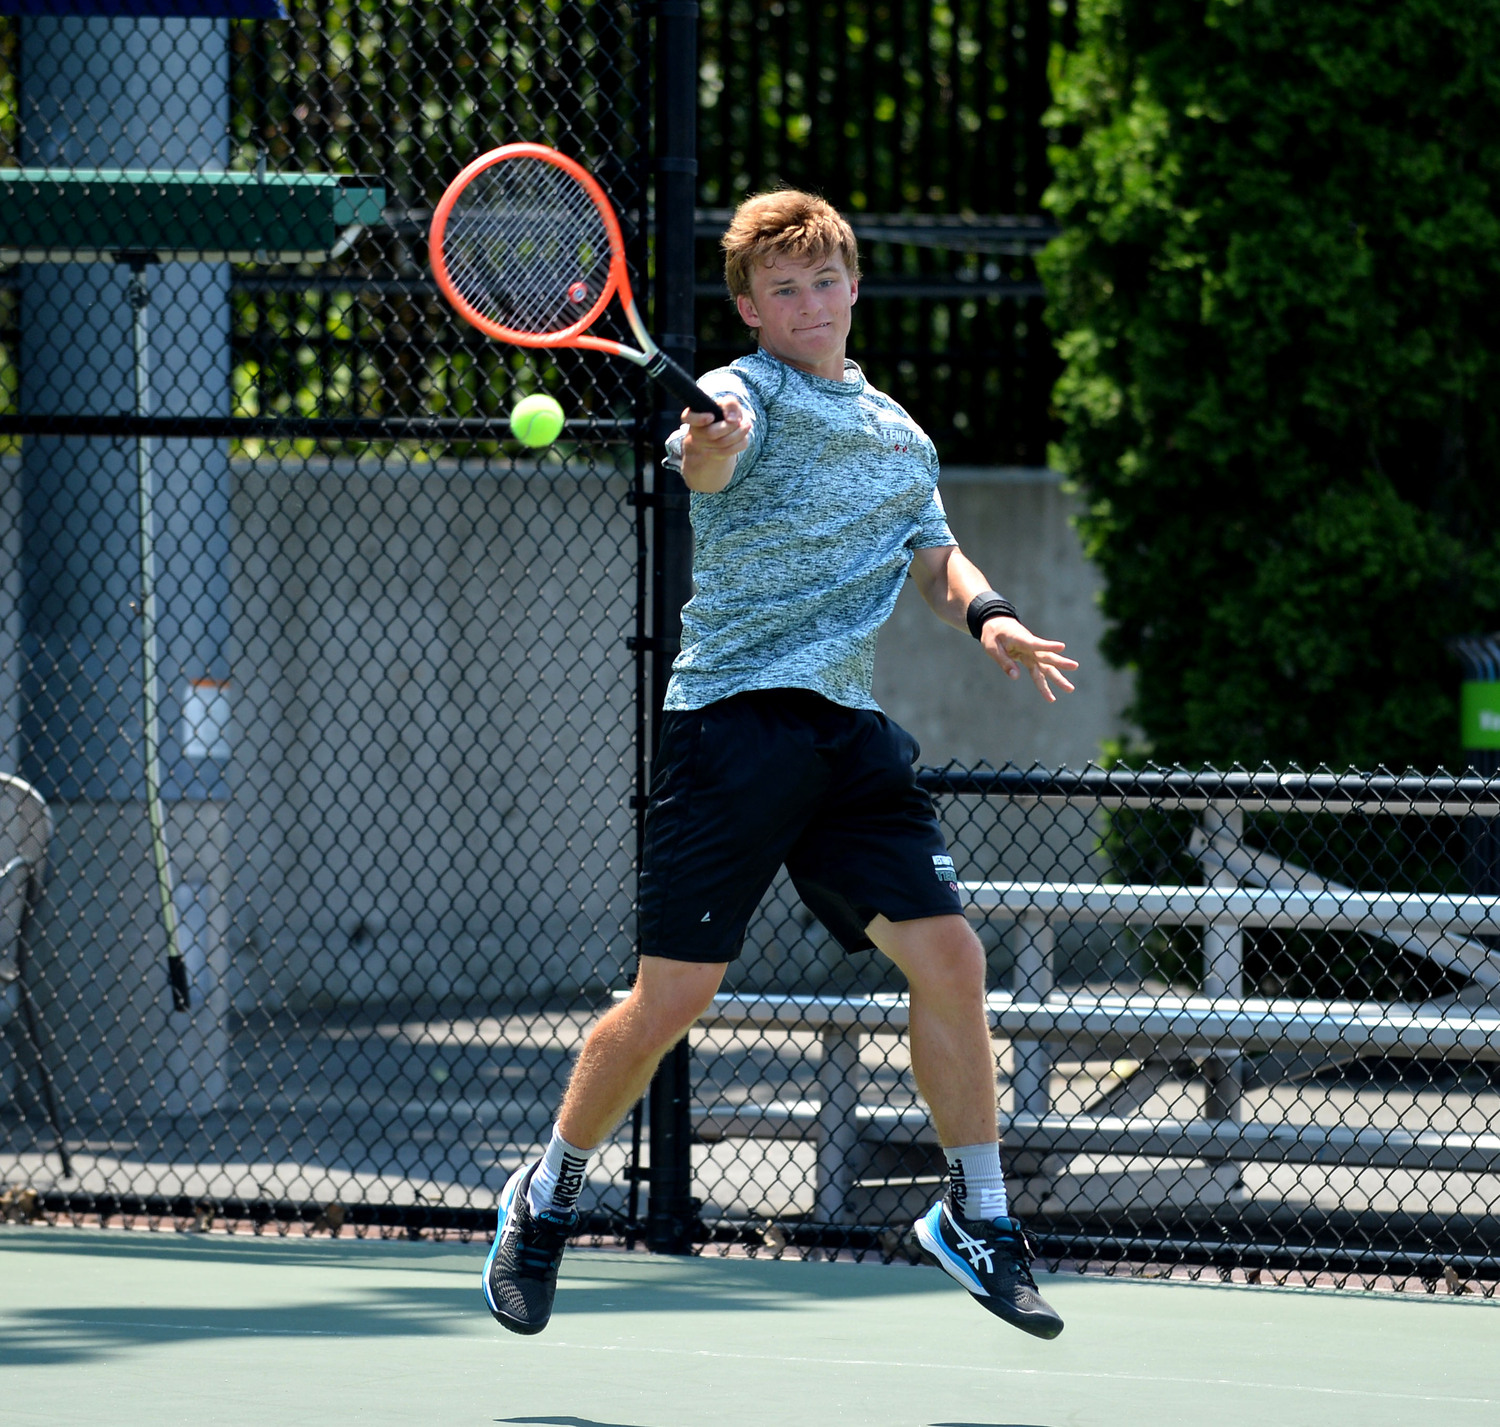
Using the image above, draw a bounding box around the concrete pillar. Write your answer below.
[1011,909,1054,1119]
[0,455,18,773]
[17,16,233,1117]
[814,1026,861,1223]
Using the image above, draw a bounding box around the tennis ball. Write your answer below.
[510,393,566,447]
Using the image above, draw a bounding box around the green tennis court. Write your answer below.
[4,1227,1495,1427]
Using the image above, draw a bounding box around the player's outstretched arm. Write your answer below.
[677,397,751,492]
[910,544,1078,702]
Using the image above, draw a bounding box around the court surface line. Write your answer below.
[33,1317,354,1339]
[530,1339,1500,1407]
[32,1314,1495,1408]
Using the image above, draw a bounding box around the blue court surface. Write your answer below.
[3,1226,1497,1427]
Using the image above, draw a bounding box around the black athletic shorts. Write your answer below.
[637,688,964,963]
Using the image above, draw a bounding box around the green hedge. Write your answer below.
[1040,0,1500,769]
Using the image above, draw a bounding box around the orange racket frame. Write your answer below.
[429,143,722,417]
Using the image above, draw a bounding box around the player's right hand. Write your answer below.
[678,397,751,492]
[679,396,751,460]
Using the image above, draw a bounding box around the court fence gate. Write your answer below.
[0,0,664,1238]
[1,5,1499,1298]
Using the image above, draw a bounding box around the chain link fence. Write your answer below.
[694,767,1500,1291]
[2,4,1497,1298]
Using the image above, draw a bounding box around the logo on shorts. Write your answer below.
[933,854,958,888]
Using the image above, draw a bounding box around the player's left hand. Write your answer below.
[981,617,1078,702]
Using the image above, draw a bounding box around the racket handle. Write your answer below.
[646,350,724,421]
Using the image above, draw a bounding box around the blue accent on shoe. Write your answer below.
[915,1199,986,1294]
[481,1162,528,1317]
[481,1160,577,1335]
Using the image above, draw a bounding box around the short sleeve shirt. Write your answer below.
[661,348,955,712]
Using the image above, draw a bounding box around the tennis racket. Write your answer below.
[429,143,724,421]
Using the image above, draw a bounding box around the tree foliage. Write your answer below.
[1039,0,1500,769]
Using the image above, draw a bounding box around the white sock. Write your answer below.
[528,1127,593,1217]
[945,1141,1009,1221]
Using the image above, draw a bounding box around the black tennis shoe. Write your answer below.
[482,1162,577,1335]
[914,1195,1064,1339]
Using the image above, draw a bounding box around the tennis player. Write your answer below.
[485,191,1077,1339]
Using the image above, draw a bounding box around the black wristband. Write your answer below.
[966,591,1018,640]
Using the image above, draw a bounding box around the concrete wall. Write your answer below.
[1,453,1134,1109]
[220,458,1131,1014]
[873,466,1133,769]
[224,454,640,1017]
[2,451,641,1113]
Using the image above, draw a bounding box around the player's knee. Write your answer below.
[900,921,986,1003]
[628,957,725,1042]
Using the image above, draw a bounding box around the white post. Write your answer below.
[1199,802,1245,996]
[129,262,187,1013]
[1011,909,1054,1120]
[1200,802,1244,1124]
[814,1026,861,1223]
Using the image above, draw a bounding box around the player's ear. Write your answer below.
[848,278,858,307]
[736,292,762,329]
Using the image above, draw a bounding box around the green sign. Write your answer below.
[1461,682,1500,749]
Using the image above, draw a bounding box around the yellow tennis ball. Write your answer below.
[510,393,566,447]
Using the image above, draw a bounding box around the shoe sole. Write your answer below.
[979,1296,1065,1340]
[914,1204,1064,1341]
[482,1163,546,1335]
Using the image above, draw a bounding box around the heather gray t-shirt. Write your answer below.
[661,348,955,712]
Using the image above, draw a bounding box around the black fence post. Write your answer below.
[644,0,702,1256]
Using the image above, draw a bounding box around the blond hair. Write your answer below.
[721,190,861,308]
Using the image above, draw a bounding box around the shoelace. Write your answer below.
[515,1240,563,1279]
[989,1221,1041,1288]
[514,1214,573,1279]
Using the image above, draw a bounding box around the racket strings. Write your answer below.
[441,158,614,337]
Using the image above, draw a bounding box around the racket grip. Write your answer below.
[646,350,724,421]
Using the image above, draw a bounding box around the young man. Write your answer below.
[484,191,1078,1340]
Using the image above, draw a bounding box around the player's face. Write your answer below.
[736,252,858,381]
